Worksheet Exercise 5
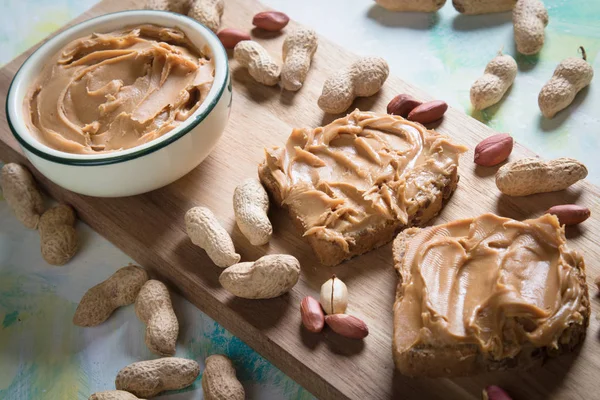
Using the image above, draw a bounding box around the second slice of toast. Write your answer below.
[392,213,590,377]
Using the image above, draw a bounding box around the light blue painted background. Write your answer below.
[1,0,599,399]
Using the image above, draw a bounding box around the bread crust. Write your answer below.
[258,159,459,266]
[391,226,590,377]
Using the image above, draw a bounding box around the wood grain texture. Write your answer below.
[1,1,599,399]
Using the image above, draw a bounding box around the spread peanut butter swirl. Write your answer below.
[25,24,214,154]
[395,213,587,359]
[263,110,467,252]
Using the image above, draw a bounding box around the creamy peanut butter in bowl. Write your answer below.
[7,10,231,197]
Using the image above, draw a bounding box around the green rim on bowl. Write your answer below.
[6,10,230,167]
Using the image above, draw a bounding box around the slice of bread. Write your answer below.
[392,214,590,377]
[258,110,467,266]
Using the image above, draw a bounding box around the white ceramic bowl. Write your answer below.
[7,10,231,197]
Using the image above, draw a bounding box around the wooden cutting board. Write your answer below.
[1,0,599,399]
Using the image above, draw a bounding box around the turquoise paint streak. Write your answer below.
[2,311,19,328]
[0,272,83,399]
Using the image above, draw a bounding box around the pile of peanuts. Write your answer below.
[146,0,319,91]
[73,263,245,400]
[1,163,78,266]
[374,0,594,119]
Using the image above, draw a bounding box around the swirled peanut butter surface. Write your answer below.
[25,25,214,154]
[394,213,587,359]
[263,110,467,251]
